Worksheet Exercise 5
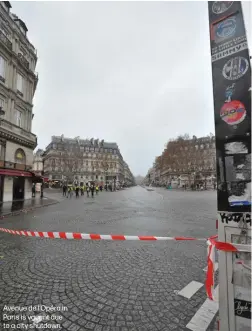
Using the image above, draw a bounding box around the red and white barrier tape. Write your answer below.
[206,235,251,301]
[0,228,207,241]
[1,226,250,302]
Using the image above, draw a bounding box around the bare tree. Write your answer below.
[59,144,83,182]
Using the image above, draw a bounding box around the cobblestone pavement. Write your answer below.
[0,186,218,331]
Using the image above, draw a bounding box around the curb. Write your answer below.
[0,200,59,220]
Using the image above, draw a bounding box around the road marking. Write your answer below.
[178,281,204,299]
[157,193,164,200]
[203,263,218,272]
[186,285,219,331]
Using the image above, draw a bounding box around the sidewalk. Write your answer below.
[0,196,58,218]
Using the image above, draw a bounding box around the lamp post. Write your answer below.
[40,170,44,198]
[114,176,116,191]
[0,106,5,116]
[0,106,5,124]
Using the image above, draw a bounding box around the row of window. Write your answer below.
[55,153,118,159]
[51,175,104,181]
[47,163,118,169]
[161,167,214,173]
[0,55,26,94]
[179,144,215,150]
[48,167,118,173]
[51,143,117,154]
[0,96,24,128]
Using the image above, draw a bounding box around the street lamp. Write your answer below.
[114,176,116,191]
[40,168,44,198]
[0,107,5,116]
[0,106,5,125]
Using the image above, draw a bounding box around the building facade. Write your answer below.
[123,161,135,186]
[41,135,134,186]
[32,149,44,192]
[145,135,217,189]
[0,1,38,202]
[143,166,156,185]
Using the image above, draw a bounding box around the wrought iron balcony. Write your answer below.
[0,31,12,51]
[0,159,32,171]
[17,52,29,69]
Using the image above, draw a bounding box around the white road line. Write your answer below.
[186,285,219,331]
[178,281,204,299]
[203,263,219,272]
[157,193,164,200]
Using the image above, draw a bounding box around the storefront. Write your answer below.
[0,169,33,202]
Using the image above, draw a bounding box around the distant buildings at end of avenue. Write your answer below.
[143,134,217,189]
[33,135,135,187]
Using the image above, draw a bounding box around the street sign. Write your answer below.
[208,2,251,330]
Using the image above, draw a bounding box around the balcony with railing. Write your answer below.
[0,30,12,51]
[17,52,29,69]
[0,159,33,171]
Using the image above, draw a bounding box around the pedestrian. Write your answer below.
[67,185,72,198]
[99,185,103,192]
[63,184,67,196]
[96,185,99,195]
[80,186,84,196]
[32,183,36,198]
[86,184,90,197]
[90,183,95,198]
[75,185,79,198]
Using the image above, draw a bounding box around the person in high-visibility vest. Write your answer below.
[95,185,99,195]
[67,185,72,198]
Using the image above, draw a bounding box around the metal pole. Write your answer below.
[40,180,43,198]
[40,160,44,198]
[208,2,251,330]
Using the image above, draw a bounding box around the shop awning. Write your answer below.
[30,172,44,183]
[0,169,32,177]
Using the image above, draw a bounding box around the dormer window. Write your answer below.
[2,1,11,13]
[14,18,28,36]
[19,26,26,35]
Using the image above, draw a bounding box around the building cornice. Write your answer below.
[0,120,37,149]
[0,130,36,149]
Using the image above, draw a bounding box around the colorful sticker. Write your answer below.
[225,83,235,102]
[212,1,233,14]
[216,17,236,39]
[220,100,246,126]
[223,57,249,80]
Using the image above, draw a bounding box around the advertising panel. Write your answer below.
[208,2,251,331]
[208,1,251,212]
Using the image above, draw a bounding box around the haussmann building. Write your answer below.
[0,1,40,203]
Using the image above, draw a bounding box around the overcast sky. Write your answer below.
[12,1,251,176]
